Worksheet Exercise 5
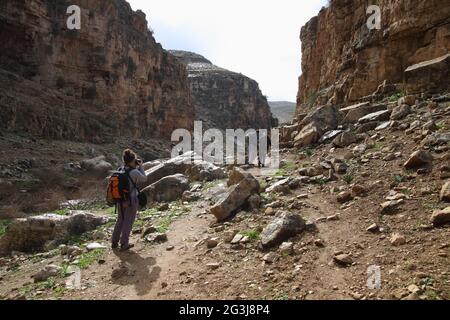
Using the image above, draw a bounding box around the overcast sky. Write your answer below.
[127,0,327,102]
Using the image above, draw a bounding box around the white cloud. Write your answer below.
[127,0,327,101]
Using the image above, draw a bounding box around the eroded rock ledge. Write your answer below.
[0,0,193,142]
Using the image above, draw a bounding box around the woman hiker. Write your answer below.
[112,149,147,251]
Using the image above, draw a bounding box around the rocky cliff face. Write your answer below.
[170,50,276,130]
[0,0,193,142]
[296,0,450,115]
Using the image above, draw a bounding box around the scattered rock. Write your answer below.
[407,284,421,294]
[86,243,107,251]
[223,231,238,243]
[351,184,367,197]
[66,246,83,257]
[376,121,393,131]
[263,252,278,263]
[334,162,348,174]
[206,262,221,270]
[366,224,380,233]
[266,178,291,193]
[440,181,450,202]
[333,254,353,266]
[404,150,432,169]
[380,199,404,215]
[390,233,406,246]
[431,207,450,227]
[390,104,411,120]
[145,233,168,244]
[141,225,157,238]
[260,212,306,249]
[206,238,219,249]
[33,265,62,283]
[266,200,283,209]
[383,153,396,162]
[265,207,275,216]
[332,132,360,148]
[231,234,244,245]
[91,230,107,241]
[182,191,201,202]
[327,214,340,221]
[337,191,353,203]
[314,239,325,247]
[279,242,294,255]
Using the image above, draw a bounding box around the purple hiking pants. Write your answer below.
[112,197,138,247]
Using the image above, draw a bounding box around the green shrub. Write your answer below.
[388,91,404,102]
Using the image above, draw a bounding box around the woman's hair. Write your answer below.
[123,149,137,165]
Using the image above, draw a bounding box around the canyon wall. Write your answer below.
[0,0,193,142]
[296,0,450,115]
[170,50,276,130]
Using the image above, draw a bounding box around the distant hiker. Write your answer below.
[109,149,147,251]
[243,129,272,167]
[258,129,272,168]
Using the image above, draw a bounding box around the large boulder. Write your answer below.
[145,152,225,186]
[341,102,386,124]
[80,156,113,176]
[142,174,190,203]
[0,211,109,255]
[300,104,343,132]
[210,173,260,221]
[358,110,391,124]
[260,212,306,249]
[280,124,299,144]
[293,124,321,148]
[294,104,343,148]
[332,132,361,148]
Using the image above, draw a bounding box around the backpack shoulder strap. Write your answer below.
[125,168,140,192]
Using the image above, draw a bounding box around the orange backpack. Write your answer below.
[106,168,131,207]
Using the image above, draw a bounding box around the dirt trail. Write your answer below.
[2,140,449,300]
[63,160,365,300]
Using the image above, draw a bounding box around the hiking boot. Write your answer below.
[120,244,135,252]
[112,243,119,250]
